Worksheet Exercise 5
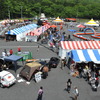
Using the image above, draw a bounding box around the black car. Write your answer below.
[48,57,60,69]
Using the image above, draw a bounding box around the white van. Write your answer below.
[0,70,16,88]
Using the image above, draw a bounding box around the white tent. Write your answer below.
[5,24,37,41]
[25,32,37,42]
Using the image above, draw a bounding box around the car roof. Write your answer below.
[0,71,10,77]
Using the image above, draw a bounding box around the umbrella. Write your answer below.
[76,24,85,28]
[50,25,57,28]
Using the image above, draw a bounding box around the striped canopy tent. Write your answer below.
[69,49,100,63]
[59,41,100,59]
[84,19,99,26]
[60,41,100,50]
[6,24,38,35]
[53,17,64,23]
[32,24,50,36]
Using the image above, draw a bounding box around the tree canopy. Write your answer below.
[0,0,100,19]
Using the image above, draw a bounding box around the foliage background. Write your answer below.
[0,0,100,19]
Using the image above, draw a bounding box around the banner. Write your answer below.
[33,24,50,36]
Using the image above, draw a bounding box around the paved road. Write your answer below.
[0,39,100,100]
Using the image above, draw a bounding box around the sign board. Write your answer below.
[35,72,42,83]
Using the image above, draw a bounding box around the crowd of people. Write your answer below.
[2,47,21,57]
[70,62,100,91]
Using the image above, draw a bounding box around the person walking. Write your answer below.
[37,86,43,100]
[64,57,67,67]
[66,79,72,93]
[73,87,79,100]
[3,49,8,56]
[37,45,40,52]
[60,59,64,70]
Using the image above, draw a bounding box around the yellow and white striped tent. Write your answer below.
[53,17,64,23]
[84,19,99,26]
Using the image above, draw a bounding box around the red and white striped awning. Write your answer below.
[60,41,100,49]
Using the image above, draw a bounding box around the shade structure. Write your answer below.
[4,55,23,62]
[6,24,37,35]
[32,24,50,36]
[60,41,100,50]
[66,18,76,22]
[84,19,99,26]
[69,49,100,63]
[4,54,23,72]
[53,17,64,23]
[76,24,85,28]
[50,24,57,28]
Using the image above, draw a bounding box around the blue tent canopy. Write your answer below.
[4,55,23,62]
[4,55,23,72]
[68,49,100,63]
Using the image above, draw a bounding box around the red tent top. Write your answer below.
[60,41,100,50]
[66,18,76,21]
[50,25,57,28]
[76,24,85,28]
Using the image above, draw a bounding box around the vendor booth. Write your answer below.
[15,51,32,61]
[59,41,100,59]
[25,24,50,42]
[25,32,38,42]
[67,49,100,75]
[5,24,37,41]
[69,49,100,63]
[84,19,99,27]
[4,55,23,72]
[53,17,64,24]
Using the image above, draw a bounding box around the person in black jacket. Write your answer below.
[66,79,72,93]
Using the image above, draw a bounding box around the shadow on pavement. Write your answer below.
[69,96,75,100]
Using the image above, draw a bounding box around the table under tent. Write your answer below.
[66,49,100,74]
[0,55,23,72]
